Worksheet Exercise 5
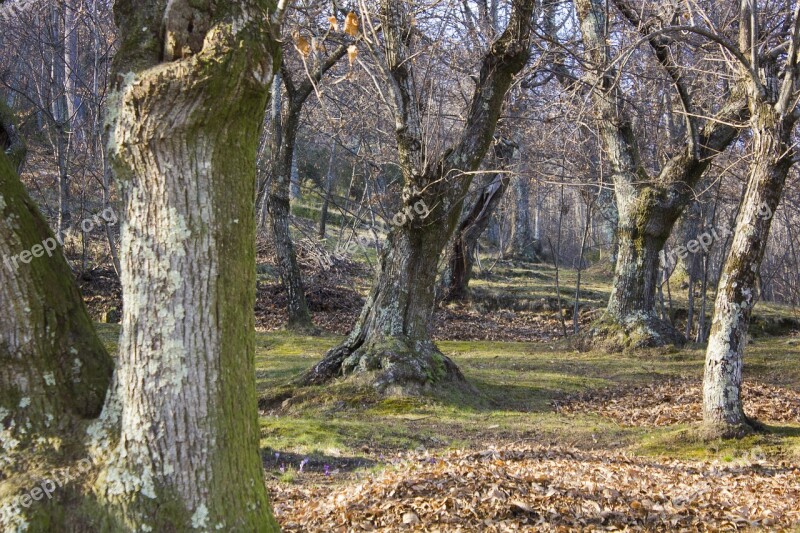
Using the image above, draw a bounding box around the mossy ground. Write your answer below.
[251,330,800,483]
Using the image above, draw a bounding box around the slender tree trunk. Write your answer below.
[94,1,283,529]
[64,0,83,136]
[0,106,113,529]
[506,174,540,261]
[703,103,795,437]
[318,142,336,239]
[702,0,800,438]
[267,98,314,331]
[51,1,72,237]
[573,196,594,333]
[266,43,349,331]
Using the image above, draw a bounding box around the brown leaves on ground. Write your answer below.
[554,379,800,427]
[271,446,800,531]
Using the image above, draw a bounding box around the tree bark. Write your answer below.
[702,0,800,438]
[265,44,350,332]
[0,104,113,529]
[703,104,793,437]
[303,0,534,394]
[94,1,283,530]
[266,83,314,331]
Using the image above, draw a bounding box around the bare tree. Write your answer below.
[703,0,800,438]
[575,0,748,349]
[260,8,355,332]
[302,0,535,393]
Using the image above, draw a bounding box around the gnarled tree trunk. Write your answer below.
[92,1,283,530]
[0,104,113,530]
[302,0,534,394]
[577,0,748,349]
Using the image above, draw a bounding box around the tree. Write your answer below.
[302,0,535,394]
[0,101,113,529]
[703,0,800,438]
[506,174,540,261]
[91,0,285,529]
[260,14,354,332]
[443,139,516,301]
[575,0,748,348]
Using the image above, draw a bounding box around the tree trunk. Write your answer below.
[600,190,687,347]
[266,44,350,332]
[305,219,469,394]
[702,0,800,437]
[0,106,113,529]
[95,1,282,530]
[318,142,336,239]
[444,140,515,301]
[266,82,314,331]
[51,1,73,237]
[578,0,748,349]
[703,102,795,437]
[506,174,540,261]
[303,0,534,394]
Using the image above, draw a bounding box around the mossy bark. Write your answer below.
[302,0,534,394]
[93,1,282,530]
[305,215,471,394]
[577,0,748,349]
[0,108,113,530]
[702,0,800,437]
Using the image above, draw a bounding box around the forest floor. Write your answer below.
[250,330,800,531]
[87,231,800,531]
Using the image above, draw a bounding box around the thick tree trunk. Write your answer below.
[600,189,686,347]
[0,107,113,529]
[303,0,534,394]
[578,0,748,349]
[444,140,515,301]
[94,1,282,530]
[703,103,794,438]
[305,218,470,394]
